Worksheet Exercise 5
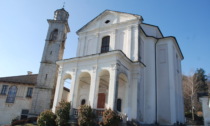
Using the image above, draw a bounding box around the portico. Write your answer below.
[52,50,144,119]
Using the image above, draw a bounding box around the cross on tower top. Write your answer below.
[63,2,65,8]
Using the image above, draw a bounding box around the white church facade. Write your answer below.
[51,9,185,125]
[0,8,185,125]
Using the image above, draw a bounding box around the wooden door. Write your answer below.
[97,93,105,108]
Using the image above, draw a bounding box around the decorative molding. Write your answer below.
[132,72,140,79]
[72,68,77,75]
[58,66,63,75]
[119,68,128,77]
[92,65,98,73]
[111,63,120,71]
[93,33,100,38]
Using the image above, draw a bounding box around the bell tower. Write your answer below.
[30,8,70,115]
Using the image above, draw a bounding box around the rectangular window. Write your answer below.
[6,86,17,103]
[20,109,29,119]
[26,87,33,98]
[101,36,110,53]
[1,85,8,95]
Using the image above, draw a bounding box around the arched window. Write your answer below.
[101,36,110,53]
[50,29,58,41]
[6,86,17,103]
[117,98,122,112]
[81,99,86,105]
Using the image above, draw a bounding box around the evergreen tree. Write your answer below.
[193,68,208,92]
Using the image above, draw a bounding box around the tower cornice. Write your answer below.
[47,19,70,32]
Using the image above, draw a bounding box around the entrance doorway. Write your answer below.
[97,93,105,108]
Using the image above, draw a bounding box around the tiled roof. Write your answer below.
[0,74,71,92]
[0,74,38,85]
[63,87,70,92]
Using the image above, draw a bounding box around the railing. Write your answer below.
[72,108,105,117]
[73,108,78,116]
[71,108,127,124]
[117,111,127,123]
[95,108,104,117]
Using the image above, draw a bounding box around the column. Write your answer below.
[69,68,79,124]
[69,68,79,108]
[124,73,131,115]
[52,66,63,113]
[88,66,99,108]
[108,63,119,110]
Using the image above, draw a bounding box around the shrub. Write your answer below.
[26,117,37,124]
[126,119,140,126]
[11,119,27,126]
[11,116,19,126]
[55,100,70,126]
[37,110,56,126]
[100,109,121,126]
[78,105,96,126]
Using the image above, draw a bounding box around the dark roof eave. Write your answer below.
[141,23,164,38]
[140,27,184,60]
[0,81,36,85]
[63,87,70,92]
[0,74,38,85]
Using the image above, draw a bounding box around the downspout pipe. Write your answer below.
[155,38,160,125]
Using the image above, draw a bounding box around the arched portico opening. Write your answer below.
[97,70,110,109]
[117,73,128,113]
[62,74,72,102]
[76,72,91,107]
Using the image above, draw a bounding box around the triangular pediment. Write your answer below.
[77,10,142,34]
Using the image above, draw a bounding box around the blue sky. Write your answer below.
[0,0,210,77]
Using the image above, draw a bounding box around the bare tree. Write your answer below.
[182,68,208,120]
[183,75,197,120]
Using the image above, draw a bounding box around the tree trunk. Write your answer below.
[191,95,194,120]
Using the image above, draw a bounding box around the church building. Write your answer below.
[0,8,185,125]
[51,9,185,125]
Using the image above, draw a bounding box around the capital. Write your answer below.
[111,63,120,71]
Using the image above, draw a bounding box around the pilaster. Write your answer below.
[88,65,99,108]
[70,68,79,108]
[127,26,132,58]
[108,63,120,110]
[52,66,63,112]
[130,71,139,119]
